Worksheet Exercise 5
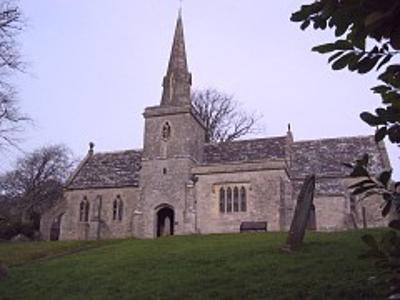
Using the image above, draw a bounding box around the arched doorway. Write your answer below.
[156,206,174,237]
[50,213,64,241]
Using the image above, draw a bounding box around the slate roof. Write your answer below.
[66,135,389,194]
[204,136,288,164]
[67,150,142,190]
[291,177,347,196]
[290,135,388,179]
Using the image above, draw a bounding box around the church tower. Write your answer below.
[139,12,206,238]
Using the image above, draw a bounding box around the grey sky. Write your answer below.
[2,0,398,178]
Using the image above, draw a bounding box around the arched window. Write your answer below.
[240,187,247,212]
[227,187,232,213]
[113,196,124,221]
[162,122,171,140]
[113,200,118,221]
[118,198,124,221]
[84,200,90,222]
[233,187,239,212]
[219,188,225,213]
[79,197,89,222]
[79,201,85,222]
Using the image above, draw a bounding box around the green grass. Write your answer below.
[0,240,118,267]
[0,230,389,300]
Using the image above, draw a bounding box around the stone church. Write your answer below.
[41,13,391,240]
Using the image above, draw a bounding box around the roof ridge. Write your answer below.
[92,148,143,155]
[205,135,287,146]
[294,134,375,144]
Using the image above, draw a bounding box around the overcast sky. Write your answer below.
[2,0,398,178]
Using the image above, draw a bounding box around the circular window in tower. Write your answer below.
[162,122,171,140]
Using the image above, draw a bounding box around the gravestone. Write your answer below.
[283,174,316,252]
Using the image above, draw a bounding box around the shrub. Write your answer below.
[0,219,35,240]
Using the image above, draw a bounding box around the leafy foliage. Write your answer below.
[345,154,400,299]
[291,0,400,144]
[360,231,400,299]
[0,218,34,240]
[345,154,399,219]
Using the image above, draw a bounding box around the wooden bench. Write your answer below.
[240,221,267,232]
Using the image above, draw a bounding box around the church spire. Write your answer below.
[161,11,192,106]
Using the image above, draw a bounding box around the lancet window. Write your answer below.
[79,197,90,222]
[113,195,124,221]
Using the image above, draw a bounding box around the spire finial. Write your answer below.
[179,0,183,16]
[88,142,95,155]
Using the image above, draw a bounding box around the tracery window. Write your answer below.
[218,185,248,214]
[79,197,90,222]
[113,195,124,221]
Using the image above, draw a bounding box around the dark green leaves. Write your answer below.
[350,166,369,177]
[300,20,311,30]
[382,200,392,217]
[375,126,387,142]
[377,54,392,70]
[346,154,396,219]
[379,170,392,188]
[360,112,383,126]
[357,56,381,74]
[388,124,400,143]
[332,52,354,70]
[312,43,337,54]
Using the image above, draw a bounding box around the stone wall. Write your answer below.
[193,163,291,234]
[139,158,196,239]
[143,106,205,162]
[313,196,347,231]
[59,187,141,240]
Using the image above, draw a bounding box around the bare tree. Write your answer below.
[0,145,75,229]
[0,1,26,149]
[192,88,262,143]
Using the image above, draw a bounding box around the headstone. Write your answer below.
[282,175,316,252]
[0,263,8,281]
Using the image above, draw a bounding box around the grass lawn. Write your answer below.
[0,230,389,300]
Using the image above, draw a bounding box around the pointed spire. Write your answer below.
[161,11,192,106]
[167,12,188,74]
